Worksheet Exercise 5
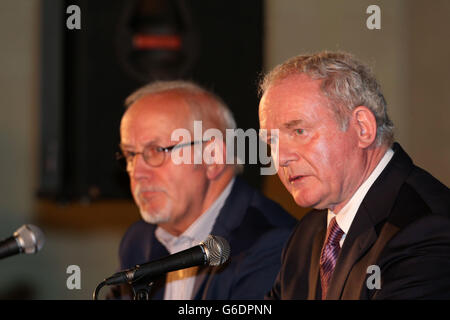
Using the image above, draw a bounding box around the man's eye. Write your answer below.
[295,128,305,135]
[123,151,136,160]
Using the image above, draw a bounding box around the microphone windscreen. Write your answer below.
[202,235,230,266]
[13,224,45,254]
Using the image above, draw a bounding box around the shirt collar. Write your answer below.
[156,178,235,254]
[327,148,394,233]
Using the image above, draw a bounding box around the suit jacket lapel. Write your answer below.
[191,178,253,299]
[325,143,414,299]
[305,208,377,300]
[326,206,377,299]
[308,224,326,300]
[146,232,169,300]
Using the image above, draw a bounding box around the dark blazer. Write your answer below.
[113,177,296,299]
[268,143,450,299]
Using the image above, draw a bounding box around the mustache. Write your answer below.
[134,184,167,198]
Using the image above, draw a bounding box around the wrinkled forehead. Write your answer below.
[120,92,195,146]
[259,74,328,128]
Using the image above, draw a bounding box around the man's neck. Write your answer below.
[333,144,389,214]
[159,170,235,236]
[200,169,235,215]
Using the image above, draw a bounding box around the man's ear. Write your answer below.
[352,106,377,148]
[204,139,227,180]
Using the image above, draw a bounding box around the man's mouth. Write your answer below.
[288,175,305,183]
[141,190,160,197]
[134,185,166,203]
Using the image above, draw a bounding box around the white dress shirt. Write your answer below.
[155,178,235,300]
[327,149,394,247]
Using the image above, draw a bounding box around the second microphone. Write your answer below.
[104,234,230,286]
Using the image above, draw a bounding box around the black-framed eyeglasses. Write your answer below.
[116,140,208,169]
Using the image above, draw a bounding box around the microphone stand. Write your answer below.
[93,276,155,300]
[129,276,155,300]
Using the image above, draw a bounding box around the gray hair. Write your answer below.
[259,51,394,147]
[125,80,243,173]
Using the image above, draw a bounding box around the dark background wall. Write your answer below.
[40,0,263,201]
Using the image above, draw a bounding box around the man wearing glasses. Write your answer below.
[111,80,296,299]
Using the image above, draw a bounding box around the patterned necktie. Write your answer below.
[319,217,344,299]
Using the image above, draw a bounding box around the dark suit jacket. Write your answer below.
[268,143,450,299]
[113,177,296,299]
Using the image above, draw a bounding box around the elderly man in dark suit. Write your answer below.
[111,80,296,299]
[259,51,450,299]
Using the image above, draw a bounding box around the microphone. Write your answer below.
[104,234,230,285]
[0,224,45,260]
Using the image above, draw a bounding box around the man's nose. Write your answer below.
[277,139,300,168]
[128,153,153,180]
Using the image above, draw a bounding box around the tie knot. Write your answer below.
[326,217,344,245]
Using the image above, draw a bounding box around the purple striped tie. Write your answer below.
[319,217,344,299]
